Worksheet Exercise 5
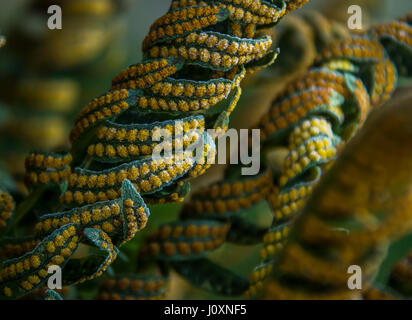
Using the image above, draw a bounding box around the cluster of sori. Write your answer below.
[261,80,412,299]
[0,0,127,178]
[247,12,412,299]
[0,0,309,299]
[160,9,412,299]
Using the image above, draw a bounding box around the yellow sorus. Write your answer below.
[85,185,102,199]
[81,211,91,224]
[140,180,152,192]
[23,258,31,271]
[149,175,162,188]
[149,161,158,172]
[92,209,103,222]
[116,146,128,158]
[138,129,150,142]
[97,192,108,202]
[34,154,45,166]
[38,172,50,184]
[15,262,24,273]
[140,163,150,176]
[34,222,43,233]
[77,175,87,187]
[260,245,273,260]
[102,206,112,218]
[54,235,65,247]
[309,151,320,162]
[20,281,33,291]
[300,156,311,167]
[249,270,260,284]
[265,244,276,259]
[185,224,198,238]
[70,214,81,224]
[67,241,78,251]
[7,264,17,277]
[116,170,128,184]
[46,241,56,253]
[61,229,71,239]
[74,191,84,205]
[28,275,40,285]
[106,189,119,200]
[281,205,292,216]
[111,204,120,215]
[51,218,60,229]
[124,199,134,207]
[292,163,302,175]
[105,145,116,158]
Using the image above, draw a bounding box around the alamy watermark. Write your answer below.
[151,123,261,176]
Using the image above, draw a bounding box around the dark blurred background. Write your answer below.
[1,0,412,299]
